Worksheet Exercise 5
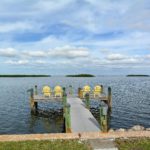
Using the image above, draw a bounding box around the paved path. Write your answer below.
[67,96,100,133]
[88,139,118,150]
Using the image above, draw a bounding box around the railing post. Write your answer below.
[27,88,38,114]
[78,87,82,98]
[34,85,38,95]
[62,92,67,110]
[65,103,71,133]
[69,85,73,95]
[85,93,90,109]
[99,104,109,132]
[63,87,66,93]
[101,85,104,93]
[108,87,112,112]
[34,85,38,111]
[28,88,35,113]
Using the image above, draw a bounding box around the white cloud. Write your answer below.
[0,48,17,57]
[0,22,35,33]
[22,51,47,57]
[106,54,126,61]
[21,45,90,59]
[0,0,149,74]
[49,45,90,58]
[35,60,47,64]
[5,60,29,65]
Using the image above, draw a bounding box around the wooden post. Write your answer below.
[101,85,104,93]
[62,92,67,110]
[99,105,108,132]
[69,85,73,95]
[29,88,35,112]
[34,85,38,95]
[108,87,112,112]
[63,87,66,93]
[34,85,38,111]
[85,93,90,109]
[65,103,71,133]
[28,88,37,114]
[78,88,81,98]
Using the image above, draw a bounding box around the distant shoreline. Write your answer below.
[127,75,150,77]
[66,74,95,77]
[0,75,51,77]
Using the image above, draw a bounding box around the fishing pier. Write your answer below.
[28,85,112,133]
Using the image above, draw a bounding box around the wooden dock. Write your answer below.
[67,96,100,132]
[33,95,62,102]
[28,85,112,133]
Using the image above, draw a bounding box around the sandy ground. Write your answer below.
[0,131,149,142]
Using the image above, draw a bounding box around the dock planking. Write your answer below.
[34,95,62,102]
[67,96,100,132]
[28,85,111,133]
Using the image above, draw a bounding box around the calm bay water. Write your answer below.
[0,76,150,134]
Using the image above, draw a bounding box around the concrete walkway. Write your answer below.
[88,139,118,150]
[67,96,100,132]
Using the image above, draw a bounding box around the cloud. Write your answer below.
[106,53,126,61]
[35,60,47,64]
[5,60,29,65]
[0,22,36,33]
[49,45,90,58]
[0,48,17,57]
[22,51,47,57]
[22,45,90,59]
[0,0,150,74]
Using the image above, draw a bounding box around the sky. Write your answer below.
[0,0,150,75]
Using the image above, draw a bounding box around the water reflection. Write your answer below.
[28,108,64,133]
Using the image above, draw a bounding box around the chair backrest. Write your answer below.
[94,85,102,92]
[83,85,91,92]
[42,86,51,93]
[54,86,62,93]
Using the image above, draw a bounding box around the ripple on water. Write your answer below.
[0,76,150,134]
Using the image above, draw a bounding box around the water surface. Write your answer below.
[0,76,150,134]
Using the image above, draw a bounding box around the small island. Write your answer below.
[66,74,95,77]
[127,74,150,77]
[0,75,51,77]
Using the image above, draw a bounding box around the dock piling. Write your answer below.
[62,92,67,109]
[101,85,104,93]
[28,88,38,114]
[64,103,71,133]
[34,85,38,95]
[85,93,90,109]
[78,87,82,98]
[69,85,73,95]
[99,105,109,132]
[108,87,112,111]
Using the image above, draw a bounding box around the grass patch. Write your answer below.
[116,138,150,150]
[0,140,91,150]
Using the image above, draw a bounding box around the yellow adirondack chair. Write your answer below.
[93,85,102,98]
[42,86,51,97]
[54,86,63,97]
[82,85,91,98]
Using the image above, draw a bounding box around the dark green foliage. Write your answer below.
[66,74,95,77]
[127,74,149,77]
[0,75,51,77]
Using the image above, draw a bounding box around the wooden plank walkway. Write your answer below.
[34,95,62,102]
[67,96,100,133]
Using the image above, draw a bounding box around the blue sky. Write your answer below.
[0,0,150,75]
